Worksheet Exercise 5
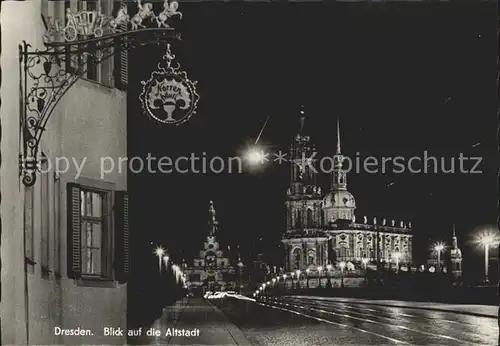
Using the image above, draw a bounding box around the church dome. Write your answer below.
[323,190,356,209]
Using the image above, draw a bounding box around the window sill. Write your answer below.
[77,276,116,288]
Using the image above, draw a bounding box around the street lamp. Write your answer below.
[245,147,267,166]
[434,243,445,272]
[154,246,165,273]
[479,234,495,283]
[237,260,244,293]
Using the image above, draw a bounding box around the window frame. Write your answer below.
[78,185,113,281]
[63,0,115,87]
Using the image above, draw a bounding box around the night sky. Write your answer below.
[126,2,498,286]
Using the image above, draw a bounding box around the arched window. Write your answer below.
[292,248,302,269]
[296,210,302,228]
[307,209,313,227]
[307,249,315,266]
[321,210,325,226]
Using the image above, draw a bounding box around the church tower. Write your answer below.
[449,224,463,279]
[185,201,234,294]
[322,119,356,224]
[282,106,328,272]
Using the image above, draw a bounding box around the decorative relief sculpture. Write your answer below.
[43,0,183,43]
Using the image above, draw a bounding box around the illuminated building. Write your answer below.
[282,112,413,272]
[186,201,236,294]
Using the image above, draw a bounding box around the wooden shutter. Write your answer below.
[114,191,129,283]
[67,183,82,279]
[114,1,128,91]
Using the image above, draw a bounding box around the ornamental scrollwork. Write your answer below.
[20,0,184,186]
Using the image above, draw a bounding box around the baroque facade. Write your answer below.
[282,113,413,272]
[186,201,237,293]
[2,1,129,344]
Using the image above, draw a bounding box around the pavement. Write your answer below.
[131,297,251,345]
[250,296,499,345]
[287,295,499,319]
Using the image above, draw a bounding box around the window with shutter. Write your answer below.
[83,1,100,82]
[67,183,113,281]
[114,191,129,283]
[67,183,82,278]
[114,20,128,90]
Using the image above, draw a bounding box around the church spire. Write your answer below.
[336,117,341,155]
[331,117,347,190]
[207,200,218,236]
[299,105,305,135]
[452,223,458,249]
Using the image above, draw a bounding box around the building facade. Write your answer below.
[282,113,413,272]
[186,201,237,294]
[2,1,129,344]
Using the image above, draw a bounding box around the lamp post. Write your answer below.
[339,261,345,288]
[479,235,495,283]
[237,260,244,293]
[154,246,165,273]
[434,244,444,272]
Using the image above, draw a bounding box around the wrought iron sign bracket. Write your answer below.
[19,1,184,187]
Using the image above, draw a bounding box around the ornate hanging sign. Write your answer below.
[139,44,199,125]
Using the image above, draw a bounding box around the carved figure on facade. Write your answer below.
[110,3,130,30]
[157,0,183,28]
[131,0,155,30]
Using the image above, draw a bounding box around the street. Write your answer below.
[215,296,498,345]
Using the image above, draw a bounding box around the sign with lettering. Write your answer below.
[140,44,199,125]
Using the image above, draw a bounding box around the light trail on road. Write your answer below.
[256,296,496,345]
[257,301,413,345]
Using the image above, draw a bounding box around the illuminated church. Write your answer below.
[282,111,413,271]
[185,201,236,294]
